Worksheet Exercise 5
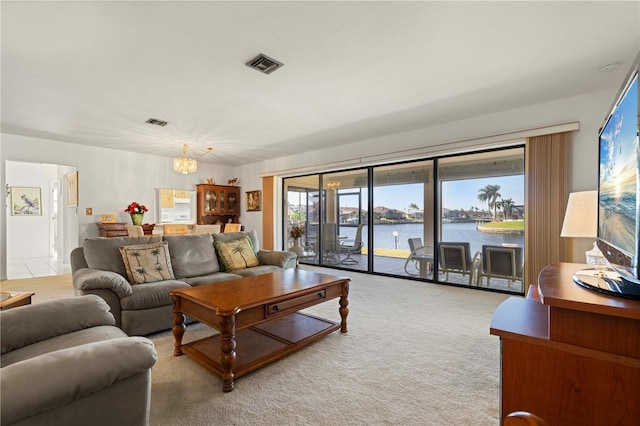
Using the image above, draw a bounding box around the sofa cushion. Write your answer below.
[119,280,190,310]
[119,241,175,284]
[83,236,162,279]
[231,264,283,277]
[182,272,243,286]
[163,234,220,278]
[214,236,260,271]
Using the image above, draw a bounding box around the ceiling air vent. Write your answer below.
[246,54,284,75]
[146,118,168,127]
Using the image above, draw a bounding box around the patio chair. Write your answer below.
[340,224,364,264]
[438,242,479,285]
[477,245,524,289]
[404,238,434,278]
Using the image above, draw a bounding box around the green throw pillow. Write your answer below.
[214,236,260,271]
[119,241,175,284]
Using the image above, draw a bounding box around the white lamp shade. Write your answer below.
[560,191,597,238]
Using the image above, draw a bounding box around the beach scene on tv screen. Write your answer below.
[598,76,639,256]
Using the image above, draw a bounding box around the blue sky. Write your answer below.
[369,175,525,211]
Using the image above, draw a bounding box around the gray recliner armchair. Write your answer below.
[0,295,157,426]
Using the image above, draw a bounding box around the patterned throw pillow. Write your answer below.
[214,236,260,271]
[119,241,175,284]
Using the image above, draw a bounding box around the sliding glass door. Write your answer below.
[437,148,525,292]
[372,160,434,277]
[317,169,369,270]
[282,146,525,295]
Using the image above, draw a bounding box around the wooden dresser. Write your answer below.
[490,262,640,425]
[96,223,155,237]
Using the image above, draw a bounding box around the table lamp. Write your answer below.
[560,190,605,265]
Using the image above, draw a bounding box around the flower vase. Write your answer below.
[130,213,144,226]
[292,237,305,256]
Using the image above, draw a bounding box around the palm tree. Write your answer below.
[491,186,502,221]
[477,184,501,221]
[494,201,503,221]
[501,198,516,220]
[408,202,419,219]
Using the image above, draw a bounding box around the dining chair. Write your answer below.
[477,245,524,289]
[162,224,189,235]
[438,242,479,285]
[125,225,144,237]
[194,224,221,234]
[223,223,242,233]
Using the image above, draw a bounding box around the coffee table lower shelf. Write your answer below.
[181,312,339,380]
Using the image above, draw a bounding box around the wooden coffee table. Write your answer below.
[0,291,35,310]
[171,269,350,392]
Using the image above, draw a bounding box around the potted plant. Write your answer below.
[124,201,148,225]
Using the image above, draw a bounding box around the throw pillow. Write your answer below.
[214,236,260,271]
[119,241,175,284]
[83,236,162,279]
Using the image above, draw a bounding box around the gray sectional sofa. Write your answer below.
[0,295,157,426]
[71,230,296,336]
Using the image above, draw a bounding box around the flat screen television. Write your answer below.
[575,51,640,299]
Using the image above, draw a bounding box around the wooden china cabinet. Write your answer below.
[196,184,240,228]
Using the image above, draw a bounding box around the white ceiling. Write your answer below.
[2,1,639,166]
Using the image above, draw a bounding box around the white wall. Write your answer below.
[5,162,57,259]
[0,88,617,279]
[1,136,234,279]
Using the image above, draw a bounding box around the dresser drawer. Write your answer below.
[266,290,326,316]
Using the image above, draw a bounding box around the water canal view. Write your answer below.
[337,221,524,257]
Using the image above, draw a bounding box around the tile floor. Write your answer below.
[6,257,72,279]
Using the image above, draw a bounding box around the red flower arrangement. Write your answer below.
[124,201,148,214]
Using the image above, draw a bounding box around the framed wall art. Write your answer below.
[246,190,261,211]
[67,171,78,207]
[101,213,117,223]
[10,187,42,216]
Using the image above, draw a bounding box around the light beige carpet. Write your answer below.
[147,267,510,425]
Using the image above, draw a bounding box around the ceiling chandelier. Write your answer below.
[326,181,341,190]
[173,143,213,174]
